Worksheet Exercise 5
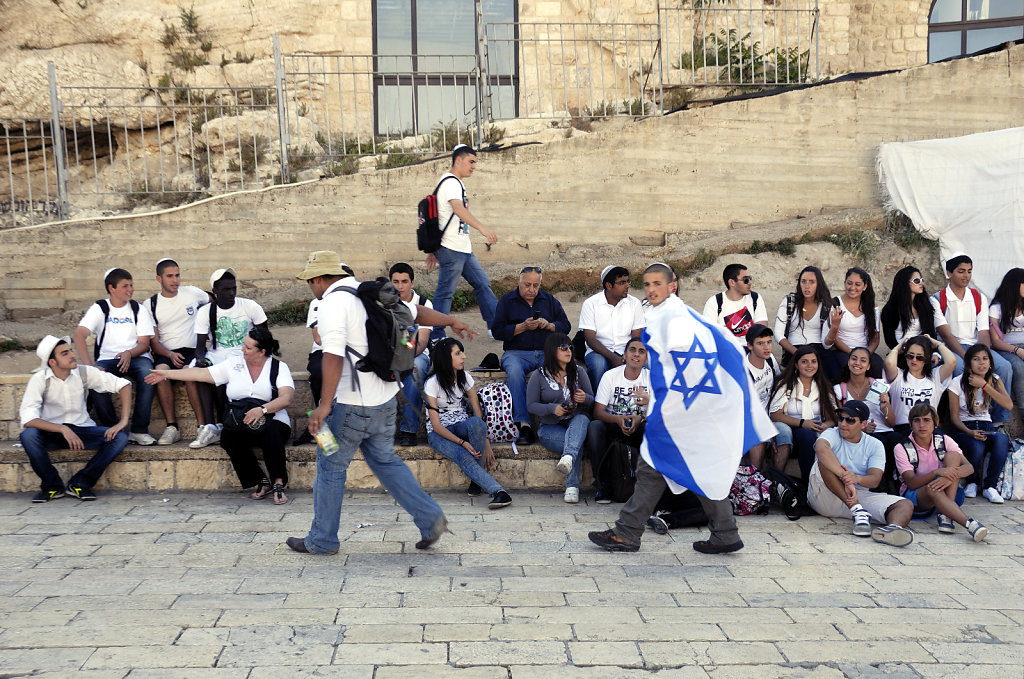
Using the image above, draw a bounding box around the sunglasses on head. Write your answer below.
[838,415,861,424]
[520,266,542,274]
[905,352,926,361]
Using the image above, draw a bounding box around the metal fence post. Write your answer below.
[814,0,820,81]
[474,0,486,148]
[273,34,291,184]
[47,62,69,220]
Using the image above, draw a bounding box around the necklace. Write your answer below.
[846,379,870,400]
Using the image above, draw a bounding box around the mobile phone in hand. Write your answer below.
[532,310,541,320]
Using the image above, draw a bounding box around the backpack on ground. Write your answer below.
[761,466,808,520]
[475,382,519,443]
[997,438,1024,501]
[416,176,460,253]
[331,279,417,387]
[93,299,140,360]
[729,465,772,516]
[598,438,641,503]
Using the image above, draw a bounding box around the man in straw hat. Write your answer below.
[19,335,132,502]
[287,251,477,554]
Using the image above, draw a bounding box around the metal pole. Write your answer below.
[273,34,291,184]
[474,0,486,147]
[46,62,69,220]
[814,0,820,81]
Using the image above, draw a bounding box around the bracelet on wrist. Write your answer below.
[799,419,805,429]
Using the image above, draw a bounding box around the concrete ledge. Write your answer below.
[0,439,592,493]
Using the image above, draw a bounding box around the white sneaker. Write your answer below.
[964,483,978,498]
[157,425,181,446]
[556,454,573,475]
[982,487,1005,504]
[966,518,989,543]
[189,424,220,449]
[851,506,872,537]
[563,487,579,504]
[128,432,156,446]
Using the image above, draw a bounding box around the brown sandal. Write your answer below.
[273,483,289,505]
[250,478,272,500]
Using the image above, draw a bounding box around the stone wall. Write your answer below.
[2,43,1022,318]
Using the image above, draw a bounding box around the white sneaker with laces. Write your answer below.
[157,425,181,446]
[556,454,573,475]
[936,514,955,534]
[563,487,580,504]
[189,424,219,449]
[966,518,989,542]
[128,432,156,446]
[982,487,1005,504]
[851,506,871,537]
[964,483,978,498]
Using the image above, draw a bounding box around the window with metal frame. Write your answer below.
[928,0,1024,62]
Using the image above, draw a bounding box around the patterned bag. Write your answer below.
[475,382,519,443]
[729,465,772,516]
[997,438,1024,501]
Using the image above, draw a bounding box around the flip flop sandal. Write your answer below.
[250,478,272,500]
[273,483,289,505]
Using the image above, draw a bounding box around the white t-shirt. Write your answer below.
[150,286,209,350]
[774,297,825,345]
[404,293,433,358]
[595,365,650,416]
[932,286,988,345]
[78,299,156,361]
[990,302,1024,345]
[194,298,268,364]
[578,291,645,355]
[745,355,778,411]
[436,173,471,254]
[947,378,993,423]
[833,380,893,433]
[319,278,417,407]
[769,380,831,420]
[423,373,475,433]
[824,299,880,350]
[889,310,948,345]
[208,354,294,426]
[888,370,951,426]
[306,299,322,352]
[702,293,768,339]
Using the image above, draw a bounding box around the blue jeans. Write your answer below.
[400,352,432,434]
[995,348,1024,415]
[953,420,1010,490]
[427,417,503,495]
[302,399,444,554]
[537,413,590,489]
[954,343,1012,423]
[429,246,498,341]
[585,352,619,392]
[91,356,156,434]
[20,425,128,491]
[792,426,819,482]
[501,349,544,424]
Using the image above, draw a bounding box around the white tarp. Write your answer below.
[877,126,1024,297]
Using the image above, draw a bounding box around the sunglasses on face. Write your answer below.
[905,353,926,361]
[557,343,572,351]
[736,276,752,284]
[910,277,923,285]
[838,415,861,424]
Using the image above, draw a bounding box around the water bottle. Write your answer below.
[307,410,339,456]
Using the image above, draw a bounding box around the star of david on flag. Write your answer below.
[641,297,777,500]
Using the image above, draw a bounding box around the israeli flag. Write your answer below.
[642,297,777,500]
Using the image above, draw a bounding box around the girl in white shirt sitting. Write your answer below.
[769,345,839,481]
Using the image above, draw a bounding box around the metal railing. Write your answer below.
[1,119,63,228]
[660,0,819,88]
[485,22,662,119]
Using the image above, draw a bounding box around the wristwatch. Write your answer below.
[260,406,268,415]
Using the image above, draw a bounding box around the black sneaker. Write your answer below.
[66,484,96,501]
[32,489,65,503]
[595,488,612,504]
[467,481,482,496]
[397,431,418,447]
[692,539,743,554]
[646,515,669,535]
[516,424,537,446]
[488,490,513,509]
[588,528,640,552]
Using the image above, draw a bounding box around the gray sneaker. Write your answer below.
[937,514,955,534]
[871,524,914,547]
[128,432,156,446]
[189,424,219,449]
[157,425,181,445]
[851,507,872,537]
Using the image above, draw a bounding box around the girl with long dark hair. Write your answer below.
[424,338,512,509]
[774,266,832,368]
[823,267,883,379]
[769,345,838,480]
[883,334,956,433]
[527,332,594,503]
[880,266,945,348]
[987,267,1024,419]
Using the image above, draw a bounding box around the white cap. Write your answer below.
[210,268,235,288]
[36,335,71,368]
[600,265,616,283]
[103,268,117,280]
[156,257,176,268]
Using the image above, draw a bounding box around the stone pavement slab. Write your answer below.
[0,489,1021,676]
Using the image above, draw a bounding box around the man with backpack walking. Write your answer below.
[423,144,499,340]
[73,267,158,445]
[287,251,477,555]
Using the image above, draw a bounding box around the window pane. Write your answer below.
[376,84,415,136]
[967,0,1024,20]
[486,84,516,119]
[418,0,475,55]
[929,30,963,60]
[416,84,477,131]
[376,0,412,55]
[966,25,1024,51]
[931,0,964,22]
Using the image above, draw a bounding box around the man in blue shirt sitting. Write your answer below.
[490,266,571,444]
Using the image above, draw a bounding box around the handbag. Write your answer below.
[222,358,280,433]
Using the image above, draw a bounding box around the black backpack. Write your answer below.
[599,439,641,503]
[416,176,460,253]
[761,466,809,520]
[93,299,140,360]
[331,279,417,388]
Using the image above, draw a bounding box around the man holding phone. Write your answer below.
[490,266,571,444]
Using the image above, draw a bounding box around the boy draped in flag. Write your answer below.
[589,263,777,554]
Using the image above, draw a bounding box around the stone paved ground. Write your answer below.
[1,489,1022,678]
